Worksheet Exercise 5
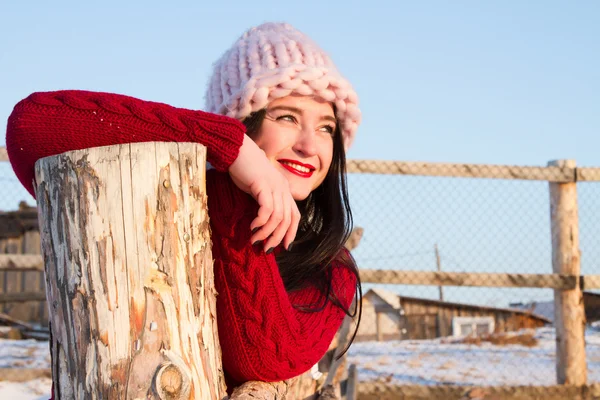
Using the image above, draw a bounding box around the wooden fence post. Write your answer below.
[548,159,587,385]
[34,142,226,399]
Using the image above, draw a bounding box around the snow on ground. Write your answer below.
[2,326,600,398]
[0,380,51,400]
[0,336,51,399]
[348,326,600,386]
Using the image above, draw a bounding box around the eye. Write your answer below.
[320,125,335,135]
[276,114,297,123]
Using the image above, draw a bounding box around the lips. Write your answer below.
[278,159,315,178]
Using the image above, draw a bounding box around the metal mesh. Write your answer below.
[344,160,600,392]
[0,161,35,212]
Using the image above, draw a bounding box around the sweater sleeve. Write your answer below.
[206,170,357,384]
[5,90,245,198]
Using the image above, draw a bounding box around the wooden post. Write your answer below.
[346,364,357,400]
[34,142,226,399]
[434,244,444,301]
[548,159,587,385]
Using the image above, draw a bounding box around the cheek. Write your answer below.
[320,141,334,172]
[253,135,281,159]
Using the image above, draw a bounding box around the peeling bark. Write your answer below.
[35,142,226,399]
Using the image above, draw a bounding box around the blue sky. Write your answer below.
[1,2,599,306]
[2,1,598,165]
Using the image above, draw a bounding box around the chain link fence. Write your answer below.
[344,159,600,398]
[2,150,600,398]
[0,148,35,212]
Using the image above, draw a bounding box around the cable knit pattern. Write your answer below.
[205,22,361,150]
[6,90,245,197]
[206,170,357,383]
[7,96,356,395]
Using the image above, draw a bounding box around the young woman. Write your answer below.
[6,22,362,394]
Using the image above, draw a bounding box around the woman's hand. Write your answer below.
[228,135,300,252]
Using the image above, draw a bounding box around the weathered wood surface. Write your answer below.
[346,159,600,182]
[35,142,226,399]
[0,254,44,271]
[346,159,576,182]
[230,381,291,399]
[357,383,600,400]
[359,269,579,289]
[0,291,46,303]
[548,159,587,385]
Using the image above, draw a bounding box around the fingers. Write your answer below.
[283,201,300,250]
[250,188,273,235]
[252,189,284,251]
[263,191,292,252]
[249,181,299,252]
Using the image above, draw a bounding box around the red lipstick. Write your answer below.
[278,159,315,178]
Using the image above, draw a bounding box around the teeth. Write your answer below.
[281,161,311,173]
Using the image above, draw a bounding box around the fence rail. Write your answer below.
[346,159,600,182]
[2,147,600,181]
[0,254,44,270]
[356,382,600,400]
[360,269,594,289]
[4,253,599,290]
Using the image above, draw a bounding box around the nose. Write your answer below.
[292,126,318,157]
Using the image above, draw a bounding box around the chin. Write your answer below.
[290,188,311,201]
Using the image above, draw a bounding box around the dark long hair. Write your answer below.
[243,109,362,354]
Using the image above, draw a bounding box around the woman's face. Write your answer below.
[252,95,336,201]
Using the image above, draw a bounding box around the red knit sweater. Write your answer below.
[5,90,357,394]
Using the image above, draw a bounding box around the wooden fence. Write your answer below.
[2,148,600,398]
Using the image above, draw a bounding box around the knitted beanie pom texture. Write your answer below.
[205,22,361,149]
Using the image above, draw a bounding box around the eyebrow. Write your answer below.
[267,105,337,124]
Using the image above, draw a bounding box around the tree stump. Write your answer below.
[34,142,226,399]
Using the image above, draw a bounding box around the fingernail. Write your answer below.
[253,241,261,247]
[266,247,274,255]
[287,243,293,251]
[252,227,259,234]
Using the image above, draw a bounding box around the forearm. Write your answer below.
[6,90,245,198]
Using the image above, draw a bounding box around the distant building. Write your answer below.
[0,202,46,324]
[510,291,600,325]
[358,288,551,342]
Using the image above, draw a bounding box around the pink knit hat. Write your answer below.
[205,22,361,149]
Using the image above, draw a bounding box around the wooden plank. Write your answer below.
[345,159,600,182]
[582,275,600,290]
[21,231,41,254]
[359,269,578,289]
[0,291,46,303]
[549,159,586,385]
[356,383,600,400]
[577,167,600,182]
[346,159,575,182]
[0,146,7,162]
[0,311,34,329]
[0,254,44,270]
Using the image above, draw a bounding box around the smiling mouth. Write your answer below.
[278,160,315,178]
